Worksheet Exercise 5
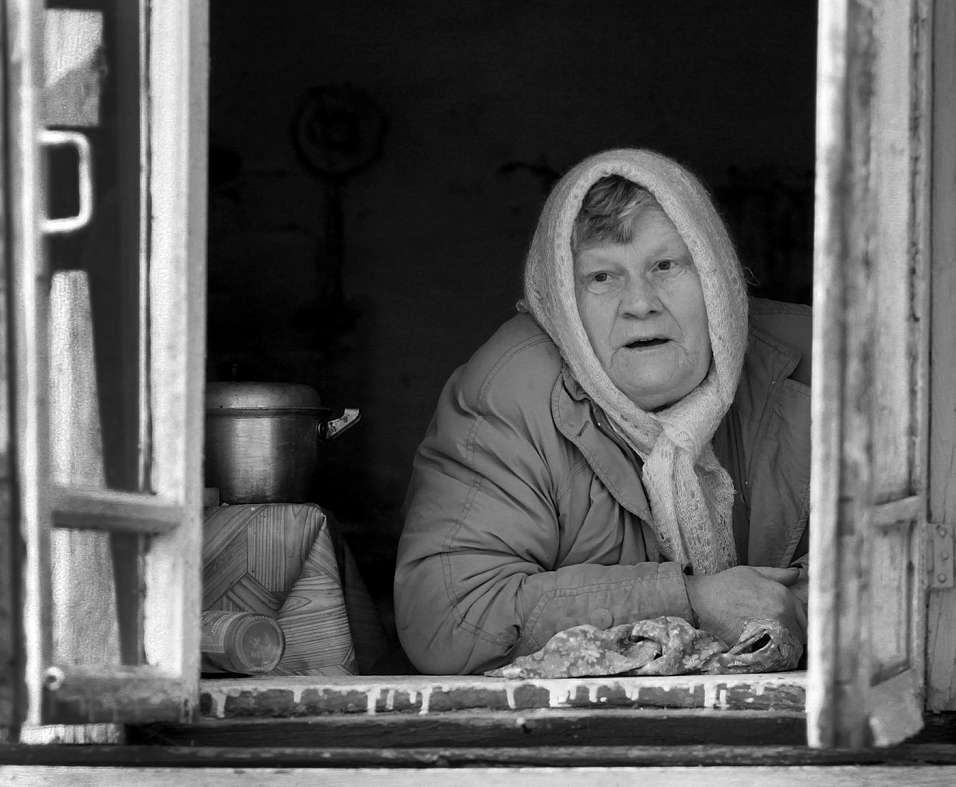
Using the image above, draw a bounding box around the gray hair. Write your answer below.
[571,175,664,253]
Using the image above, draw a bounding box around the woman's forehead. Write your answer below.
[572,208,689,260]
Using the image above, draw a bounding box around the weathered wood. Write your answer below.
[809,0,930,748]
[0,0,16,731]
[7,0,54,729]
[39,666,189,726]
[51,486,183,534]
[868,669,925,747]
[194,673,807,719]
[21,269,122,745]
[137,0,207,718]
[927,0,956,713]
[870,496,922,529]
[7,743,956,768]
[4,764,956,786]
[809,0,874,748]
[8,0,207,731]
[135,709,807,750]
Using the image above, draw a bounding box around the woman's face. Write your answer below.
[573,208,712,411]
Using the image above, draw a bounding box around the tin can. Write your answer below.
[201,610,285,674]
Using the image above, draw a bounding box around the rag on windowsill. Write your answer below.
[485,616,801,679]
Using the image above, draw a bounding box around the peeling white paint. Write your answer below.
[366,687,380,715]
[210,689,225,719]
[539,680,575,708]
[419,686,432,714]
[199,672,807,720]
[505,684,516,710]
[702,681,719,709]
[623,682,642,702]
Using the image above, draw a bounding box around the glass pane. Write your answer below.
[43,1,146,495]
[41,1,147,672]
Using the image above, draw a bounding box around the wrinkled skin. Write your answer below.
[684,565,808,647]
[573,209,712,411]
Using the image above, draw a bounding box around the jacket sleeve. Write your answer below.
[394,358,694,675]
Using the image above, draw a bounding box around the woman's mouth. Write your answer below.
[625,338,669,349]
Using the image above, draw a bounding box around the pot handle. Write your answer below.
[318,407,361,440]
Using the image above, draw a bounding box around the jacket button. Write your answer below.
[556,617,578,632]
[589,608,613,630]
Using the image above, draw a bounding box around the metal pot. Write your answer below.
[204,382,360,504]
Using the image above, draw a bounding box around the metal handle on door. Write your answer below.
[40,129,93,235]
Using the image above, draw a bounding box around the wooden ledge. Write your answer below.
[198,671,807,719]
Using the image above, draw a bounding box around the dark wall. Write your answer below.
[207,1,818,580]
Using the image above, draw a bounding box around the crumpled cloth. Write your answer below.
[485,616,802,679]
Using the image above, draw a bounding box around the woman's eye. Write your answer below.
[656,259,674,272]
[582,271,619,295]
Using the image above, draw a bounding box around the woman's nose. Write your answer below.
[620,277,663,318]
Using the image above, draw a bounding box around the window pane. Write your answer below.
[44,1,146,495]
[42,1,147,674]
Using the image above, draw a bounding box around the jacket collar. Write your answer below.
[552,367,652,521]
[551,323,803,530]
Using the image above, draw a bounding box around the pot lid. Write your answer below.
[205,382,323,411]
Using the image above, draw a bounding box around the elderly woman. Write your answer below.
[395,149,811,675]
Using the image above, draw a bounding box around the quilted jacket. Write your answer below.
[394,298,812,675]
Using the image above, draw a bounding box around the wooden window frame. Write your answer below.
[3,0,955,764]
[7,0,207,729]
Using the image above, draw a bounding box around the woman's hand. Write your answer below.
[684,565,808,647]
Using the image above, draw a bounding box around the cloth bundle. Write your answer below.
[485,616,801,679]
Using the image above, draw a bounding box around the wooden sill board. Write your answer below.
[4,743,956,768]
[3,764,956,785]
[198,671,808,720]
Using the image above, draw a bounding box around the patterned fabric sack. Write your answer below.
[485,616,801,680]
[203,503,357,676]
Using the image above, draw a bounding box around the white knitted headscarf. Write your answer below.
[523,149,748,575]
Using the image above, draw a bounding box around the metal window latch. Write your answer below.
[930,523,955,589]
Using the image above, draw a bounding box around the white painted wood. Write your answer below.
[869,1,926,504]
[198,672,808,718]
[7,0,53,728]
[21,273,123,745]
[46,271,119,670]
[867,669,924,747]
[926,0,956,713]
[808,0,930,748]
[51,486,182,534]
[5,0,207,728]
[3,766,956,787]
[871,496,922,529]
[141,0,207,709]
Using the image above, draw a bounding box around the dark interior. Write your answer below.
[204,0,818,643]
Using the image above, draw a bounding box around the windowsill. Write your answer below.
[198,671,808,719]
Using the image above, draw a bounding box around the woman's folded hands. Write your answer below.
[684,565,808,647]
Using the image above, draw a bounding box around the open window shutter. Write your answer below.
[808,0,931,748]
[0,0,18,730]
[926,0,956,713]
[7,0,208,728]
